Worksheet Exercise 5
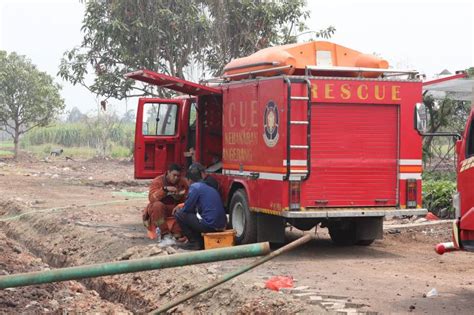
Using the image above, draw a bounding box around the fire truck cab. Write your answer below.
[128,41,427,245]
[424,73,474,255]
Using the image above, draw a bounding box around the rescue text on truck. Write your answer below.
[126,41,427,246]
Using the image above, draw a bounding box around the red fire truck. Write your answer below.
[127,41,427,245]
[422,73,474,255]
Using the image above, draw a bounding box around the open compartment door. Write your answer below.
[125,69,222,96]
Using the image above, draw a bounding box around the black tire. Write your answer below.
[229,189,257,244]
[356,239,375,246]
[328,221,357,246]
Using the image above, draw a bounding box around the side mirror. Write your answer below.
[415,102,428,133]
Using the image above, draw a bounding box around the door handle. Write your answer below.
[315,200,328,205]
[249,172,259,179]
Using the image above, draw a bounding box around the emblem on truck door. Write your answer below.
[263,100,279,147]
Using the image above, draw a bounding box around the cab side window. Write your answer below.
[467,119,474,158]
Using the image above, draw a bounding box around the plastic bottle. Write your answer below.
[155,227,161,242]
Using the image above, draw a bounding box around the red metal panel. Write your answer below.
[302,103,398,207]
[125,70,222,96]
[222,79,286,173]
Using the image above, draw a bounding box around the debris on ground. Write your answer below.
[1,158,473,314]
[265,276,294,291]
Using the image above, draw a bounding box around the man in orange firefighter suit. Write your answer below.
[142,163,188,240]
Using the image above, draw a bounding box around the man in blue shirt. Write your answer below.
[173,167,227,250]
[190,162,219,191]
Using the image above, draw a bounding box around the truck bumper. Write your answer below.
[281,208,428,218]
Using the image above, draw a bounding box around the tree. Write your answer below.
[121,109,136,124]
[85,109,121,157]
[202,0,335,75]
[0,51,65,158]
[59,0,209,100]
[59,0,334,99]
[67,106,87,123]
[423,68,473,160]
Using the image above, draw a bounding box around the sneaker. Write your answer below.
[176,236,188,243]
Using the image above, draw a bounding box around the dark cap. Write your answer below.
[186,166,202,182]
[189,162,205,172]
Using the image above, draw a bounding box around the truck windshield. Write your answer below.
[142,103,178,136]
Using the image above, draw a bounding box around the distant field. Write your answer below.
[22,143,131,159]
[0,141,13,157]
[0,150,13,157]
[0,141,13,148]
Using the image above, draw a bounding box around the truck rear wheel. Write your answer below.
[356,239,375,246]
[230,189,257,244]
[328,220,357,246]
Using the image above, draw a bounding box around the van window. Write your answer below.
[142,103,178,136]
[467,119,474,158]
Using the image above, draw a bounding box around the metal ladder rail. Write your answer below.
[284,77,312,181]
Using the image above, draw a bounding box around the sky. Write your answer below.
[0,0,473,116]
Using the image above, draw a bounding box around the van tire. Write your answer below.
[230,189,257,244]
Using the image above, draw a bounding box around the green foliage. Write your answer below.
[110,144,132,158]
[422,170,456,182]
[0,51,65,158]
[59,0,332,98]
[422,179,456,217]
[59,0,209,99]
[466,67,474,77]
[203,0,314,74]
[422,94,471,161]
[21,122,135,158]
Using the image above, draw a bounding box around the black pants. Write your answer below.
[175,210,215,244]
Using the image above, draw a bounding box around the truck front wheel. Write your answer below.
[230,189,257,244]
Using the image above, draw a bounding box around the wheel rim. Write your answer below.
[232,201,245,237]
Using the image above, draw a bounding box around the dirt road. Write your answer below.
[0,157,473,314]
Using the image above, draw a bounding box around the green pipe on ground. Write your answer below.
[0,242,270,289]
[151,234,312,314]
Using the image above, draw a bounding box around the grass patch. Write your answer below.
[24,144,97,159]
[22,143,132,159]
[110,144,132,158]
[0,149,13,157]
[0,141,13,148]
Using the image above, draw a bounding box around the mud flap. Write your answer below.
[355,217,383,241]
[256,213,286,243]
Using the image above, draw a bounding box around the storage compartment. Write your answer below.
[303,103,399,207]
[202,230,236,250]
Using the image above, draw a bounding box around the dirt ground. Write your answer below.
[1,155,473,314]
